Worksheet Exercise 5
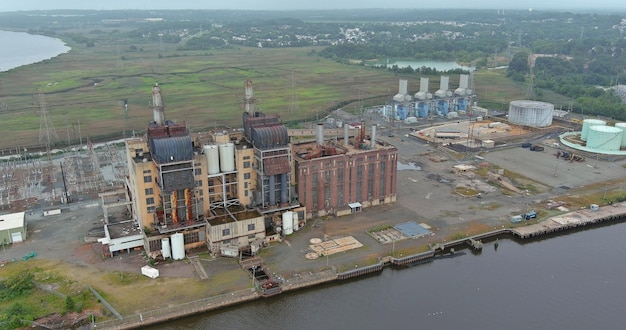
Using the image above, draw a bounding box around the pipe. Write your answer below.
[344,124,349,146]
[316,123,324,146]
[371,124,377,148]
[152,84,165,126]
[269,175,276,206]
[280,173,288,204]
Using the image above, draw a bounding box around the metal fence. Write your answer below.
[93,288,257,329]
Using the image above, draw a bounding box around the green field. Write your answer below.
[0,36,534,149]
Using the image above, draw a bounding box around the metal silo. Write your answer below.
[203,144,220,175]
[508,100,554,127]
[218,143,235,172]
[581,119,606,141]
[586,126,623,151]
[614,123,626,147]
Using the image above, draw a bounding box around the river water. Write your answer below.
[0,30,70,72]
[153,222,626,329]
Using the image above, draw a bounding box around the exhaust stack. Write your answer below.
[316,123,324,146]
[152,84,165,126]
[371,125,377,148]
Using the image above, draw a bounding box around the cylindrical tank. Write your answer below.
[161,237,171,259]
[586,126,623,151]
[581,119,607,141]
[171,233,185,260]
[282,211,293,236]
[292,212,299,232]
[614,123,626,147]
[218,142,235,172]
[508,100,554,127]
[204,144,220,175]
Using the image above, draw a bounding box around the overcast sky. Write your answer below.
[0,0,623,12]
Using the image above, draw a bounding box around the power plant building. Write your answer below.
[294,123,397,218]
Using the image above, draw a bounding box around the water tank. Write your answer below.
[203,144,220,175]
[586,126,623,151]
[219,143,235,172]
[508,100,554,127]
[161,237,171,259]
[581,119,606,141]
[613,123,626,147]
[292,212,299,232]
[282,211,293,236]
[171,233,185,260]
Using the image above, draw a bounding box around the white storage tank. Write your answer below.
[614,123,626,147]
[581,119,606,141]
[161,237,171,259]
[508,100,554,127]
[586,126,623,151]
[171,233,185,260]
[282,211,293,236]
[204,144,220,175]
[219,143,235,172]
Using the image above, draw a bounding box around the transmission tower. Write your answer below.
[288,71,299,116]
[38,93,59,148]
[37,93,58,184]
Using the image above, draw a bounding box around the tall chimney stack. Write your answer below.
[152,84,165,126]
[360,120,366,149]
[316,123,324,146]
[371,124,377,148]
[344,124,349,146]
[244,80,255,115]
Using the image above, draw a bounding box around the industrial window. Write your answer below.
[195,168,202,175]
[146,197,154,205]
[243,156,250,160]
[248,223,255,231]
[222,228,231,236]
[184,231,199,244]
[248,234,255,239]
[244,173,251,180]
[368,156,376,161]
[244,161,251,168]
[208,179,214,185]
[147,206,156,213]
[244,190,248,197]
[337,161,344,167]
[143,175,152,183]
[244,182,248,189]
[194,162,201,167]
[143,169,151,174]
[195,180,202,187]
[145,188,153,195]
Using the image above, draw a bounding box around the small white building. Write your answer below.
[0,212,27,245]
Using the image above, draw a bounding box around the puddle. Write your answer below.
[397,162,422,171]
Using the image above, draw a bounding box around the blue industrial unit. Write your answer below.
[437,100,449,115]
[417,102,429,117]
[395,104,408,121]
[457,98,468,111]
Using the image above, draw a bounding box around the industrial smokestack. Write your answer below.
[316,123,324,146]
[344,124,349,146]
[152,84,165,126]
[360,120,366,149]
[244,80,255,115]
[371,124,377,148]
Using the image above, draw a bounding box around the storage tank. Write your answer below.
[161,237,171,259]
[171,233,185,260]
[282,211,293,236]
[218,142,235,172]
[292,212,299,231]
[613,123,626,147]
[203,144,220,175]
[586,126,623,151]
[581,119,606,141]
[508,100,554,127]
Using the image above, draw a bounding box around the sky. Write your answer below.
[0,0,623,12]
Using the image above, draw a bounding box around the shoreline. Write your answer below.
[93,202,626,329]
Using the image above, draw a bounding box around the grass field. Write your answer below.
[0,34,539,150]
